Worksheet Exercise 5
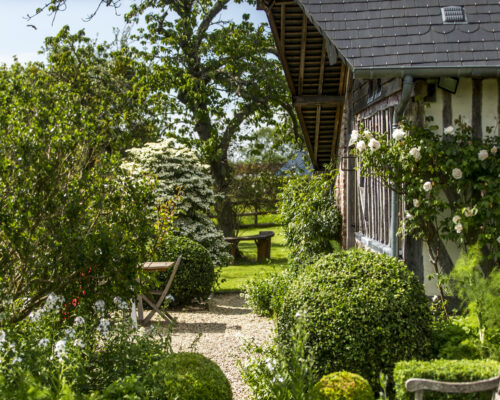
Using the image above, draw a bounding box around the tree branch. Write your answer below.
[194,0,230,48]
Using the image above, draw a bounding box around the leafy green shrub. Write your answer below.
[243,270,294,317]
[277,249,433,390]
[312,371,375,400]
[240,316,317,400]
[394,359,500,400]
[154,235,215,305]
[0,295,171,398]
[150,352,232,400]
[431,315,481,360]
[278,166,341,264]
[0,29,157,324]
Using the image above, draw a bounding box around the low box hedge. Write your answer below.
[394,359,500,400]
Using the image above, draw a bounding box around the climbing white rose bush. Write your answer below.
[124,139,231,268]
[351,118,500,270]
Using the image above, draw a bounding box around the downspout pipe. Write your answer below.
[390,75,414,258]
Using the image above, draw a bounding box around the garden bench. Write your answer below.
[406,375,500,400]
[225,230,275,262]
[137,255,182,325]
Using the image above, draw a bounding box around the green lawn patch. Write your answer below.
[216,224,288,292]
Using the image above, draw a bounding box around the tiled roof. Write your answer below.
[296,0,500,75]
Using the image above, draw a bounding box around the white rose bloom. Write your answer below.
[368,138,381,151]
[349,130,359,145]
[356,140,366,152]
[405,212,413,220]
[478,149,489,161]
[393,128,406,141]
[413,199,420,208]
[409,147,421,161]
[73,316,85,327]
[454,223,463,234]
[451,168,463,180]
[443,126,454,134]
[452,215,461,225]
[491,146,498,155]
[423,181,432,192]
[38,338,49,348]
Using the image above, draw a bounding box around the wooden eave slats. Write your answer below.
[263,0,348,169]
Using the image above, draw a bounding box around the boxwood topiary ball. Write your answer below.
[154,235,214,306]
[312,371,375,400]
[277,249,433,391]
[152,352,232,400]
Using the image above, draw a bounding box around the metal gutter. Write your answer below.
[390,75,414,258]
[354,66,500,79]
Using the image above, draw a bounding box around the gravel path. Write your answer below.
[157,293,274,400]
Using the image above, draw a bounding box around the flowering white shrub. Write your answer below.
[124,139,230,268]
[0,292,171,397]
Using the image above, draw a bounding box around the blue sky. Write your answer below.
[0,0,268,64]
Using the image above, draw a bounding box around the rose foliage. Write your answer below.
[352,119,500,275]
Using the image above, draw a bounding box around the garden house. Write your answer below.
[258,0,500,293]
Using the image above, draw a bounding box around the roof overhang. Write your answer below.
[258,0,349,169]
[354,66,500,79]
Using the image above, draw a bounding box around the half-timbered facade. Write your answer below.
[259,0,500,293]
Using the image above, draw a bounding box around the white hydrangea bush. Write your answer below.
[124,139,231,268]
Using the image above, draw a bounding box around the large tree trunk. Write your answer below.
[211,155,236,237]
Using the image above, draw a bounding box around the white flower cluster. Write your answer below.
[74,316,85,326]
[54,339,67,361]
[443,126,455,135]
[94,300,105,313]
[44,293,65,313]
[97,318,111,337]
[409,147,421,162]
[452,215,463,234]
[113,297,129,310]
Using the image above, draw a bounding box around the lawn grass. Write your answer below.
[216,221,288,293]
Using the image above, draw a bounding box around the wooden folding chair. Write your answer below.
[137,255,182,325]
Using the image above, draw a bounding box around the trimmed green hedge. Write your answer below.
[394,359,500,400]
[312,371,375,400]
[97,353,232,399]
[277,249,433,391]
[154,236,215,306]
[151,352,232,400]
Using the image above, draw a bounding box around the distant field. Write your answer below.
[216,223,288,292]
